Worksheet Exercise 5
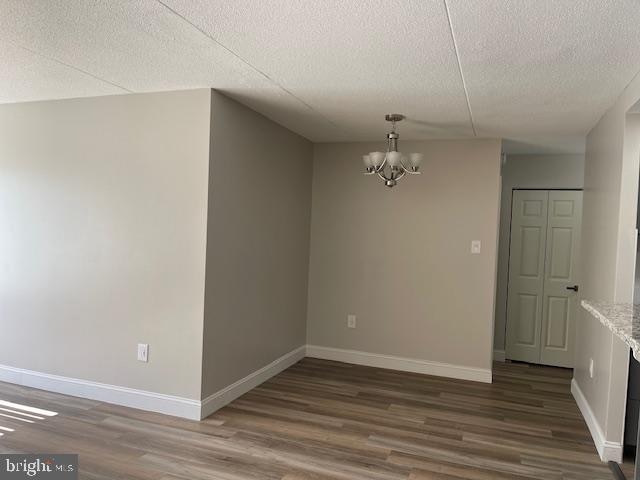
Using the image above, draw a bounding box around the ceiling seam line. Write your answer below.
[11,41,132,93]
[443,0,477,137]
[155,0,340,130]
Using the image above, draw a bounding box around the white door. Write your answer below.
[506,190,548,364]
[539,191,582,367]
[505,190,582,367]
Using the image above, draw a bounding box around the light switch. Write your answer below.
[137,343,149,362]
[471,240,481,254]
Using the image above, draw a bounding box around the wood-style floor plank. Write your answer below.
[0,359,622,479]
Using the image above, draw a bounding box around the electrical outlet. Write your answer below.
[589,358,594,378]
[471,240,481,254]
[137,343,149,363]
[347,314,356,329]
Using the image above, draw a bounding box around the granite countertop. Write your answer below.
[581,300,640,361]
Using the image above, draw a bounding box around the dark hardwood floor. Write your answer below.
[0,359,623,479]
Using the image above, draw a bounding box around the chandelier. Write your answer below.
[362,114,423,188]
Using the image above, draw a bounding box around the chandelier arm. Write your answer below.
[376,163,396,182]
[394,169,406,181]
[376,169,391,182]
[373,153,388,173]
[399,159,421,175]
[378,172,391,182]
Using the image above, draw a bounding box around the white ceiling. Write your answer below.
[1,1,640,154]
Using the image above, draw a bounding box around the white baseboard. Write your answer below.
[0,364,201,420]
[200,345,306,419]
[493,349,506,362]
[306,345,492,383]
[0,345,487,421]
[571,378,623,462]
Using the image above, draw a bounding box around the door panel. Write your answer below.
[548,227,572,279]
[552,200,575,217]
[506,190,548,363]
[540,191,582,367]
[523,199,544,217]
[520,227,543,276]
[546,296,569,348]
[516,294,538,345]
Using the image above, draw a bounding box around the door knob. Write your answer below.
[566,285,579,292]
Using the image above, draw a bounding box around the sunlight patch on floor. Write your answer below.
[0,399,58,436]
[0,400,57,416]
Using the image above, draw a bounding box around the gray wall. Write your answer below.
[0,90,212,399]
[201,92,313,398]
[574,75,640,454]
[307,139,502,371]
[494,154,585,353]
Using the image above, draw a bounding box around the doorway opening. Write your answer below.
[492,154,585,365]
[504,189,583,368]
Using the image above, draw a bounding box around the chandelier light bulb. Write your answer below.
[387,151,402,168]
[369,152,385,168]
[362,154,372,167]
[409,153,423,168]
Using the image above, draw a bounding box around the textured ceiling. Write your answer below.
[1,1,640,153]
